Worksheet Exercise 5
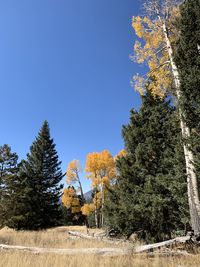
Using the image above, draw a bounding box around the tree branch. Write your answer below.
[148,60,170,75]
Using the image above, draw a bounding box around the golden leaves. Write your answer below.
[63,150,119,218]
[85,152,100,175]
[102,176,109,186]
[66,160,81,184]
[93,192,102,210]
[81,203,95,216]
[132,15,175,98]
[85,150,116,188]
[62,187,81,214]
[114,149,127,161]
[62,187,75,208]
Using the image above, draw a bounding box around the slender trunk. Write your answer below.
[94,187,99,228]
[101,182,105,228]
[76,172,89,229]
[102,190,104,228]
[94,208,98,228]
[78,179,84,203]
[161,20,200,234]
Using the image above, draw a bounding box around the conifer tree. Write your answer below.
[2,166,31,229]
[20,121,63,230]
[104,91,188,242]
[132,0,200,236]
[0,145,19,226]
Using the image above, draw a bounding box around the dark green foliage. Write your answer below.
[173,0,200,235]
[0,145,19,227]
[2,168,32,229]
[10,121,64,230]
[174,0,200,162]
[174,0,200,131]
[60,205,74,226]
[104,91,188,242]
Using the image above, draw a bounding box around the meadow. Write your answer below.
[0,226,200,267]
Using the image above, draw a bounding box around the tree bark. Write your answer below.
[67,230,130,245]
[94,187,99,228]
[155,5,200,235]
[100,182,104,228]
[76,172,89,229]
[135,236,192,253]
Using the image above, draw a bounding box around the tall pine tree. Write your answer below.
[0,145,19,227]
[20,121,63,230]
[104,91,188,242]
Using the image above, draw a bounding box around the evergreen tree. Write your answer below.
[174,0,200,235]
[18,121,64,230]
[104,91,188,242]
[2,166,31,229]
[174,0,200,131]
[0,145,19,227]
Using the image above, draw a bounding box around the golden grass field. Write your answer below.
[0,226,200,267]
[0,226,118,249]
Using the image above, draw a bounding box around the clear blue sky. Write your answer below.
[0,0,142,192]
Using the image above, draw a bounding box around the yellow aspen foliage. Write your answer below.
[102,176,109,186]
[62,187,75,208]
[71,198,81,214]
[85,150,116,227]
[81,203,95,216]
[66,160,81,184]
[93,192,102,210]
[92,177,101,188]
[85,152,100,177]
[132,11,179,97]
[114,149,127,161]
[85,149,116,187]
[62,187,81,214]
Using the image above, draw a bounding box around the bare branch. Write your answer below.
[197,44,200,55]
[155,45,167,55]
[148,60,170,75]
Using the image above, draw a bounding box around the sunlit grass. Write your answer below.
[0,226,120,249]
[0,252,200,267]
[0,226,200,267]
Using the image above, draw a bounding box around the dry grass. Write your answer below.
[0,226,200,267]
[0,252,200,267]
[0,226,122,249]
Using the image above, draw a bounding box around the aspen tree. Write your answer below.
[132,0,200,236]
[85,150,115,228]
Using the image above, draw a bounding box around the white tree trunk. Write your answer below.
[197,44,200,54]
[94,188,99,228]
[100,180,105,228]
[161,20,200,234]
[77,174,89,229]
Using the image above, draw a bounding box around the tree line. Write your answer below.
[0,0,200,243]
[62,0,200,242]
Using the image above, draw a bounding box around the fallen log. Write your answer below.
[0,243,191,257]
[67,231,199,254]
[67,231,130,245]
[0,244,133,256]
[135,236,192,253]
[68,231,97,240]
